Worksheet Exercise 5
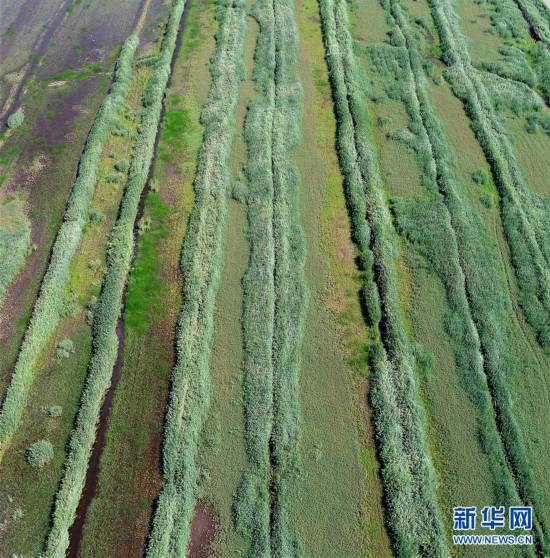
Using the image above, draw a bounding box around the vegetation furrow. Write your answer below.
[235,1,276,552]
[0,35,138,452]
[40,1,188,553]
[145,1,247,555]
[427,0,550,549]
[512,0,550,47]
[430,0,550,354]
[317,0,448,555]
[235,0,306,555]
[269,0,306,552]
[497,0,550,103]
[477,0,550,105]
[372,0,544,553]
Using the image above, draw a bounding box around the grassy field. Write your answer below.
[0,71,115,393]
[0,0,164,396]
[1,0,549,555]
[289,0,391,556]
[0,44,149,557]
[193,3,255,555]
[348,0,501,551]
[77,3,218,555]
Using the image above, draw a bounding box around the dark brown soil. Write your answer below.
[35,77,100,145]
[188,501,220,558]
[66,317,125,558]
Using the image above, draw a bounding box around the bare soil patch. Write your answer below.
[189,501,220,558]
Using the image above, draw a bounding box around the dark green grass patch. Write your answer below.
[169,94,183,105]
[48,63,105,83]
[158,107,192,162]
[125,193,169,334]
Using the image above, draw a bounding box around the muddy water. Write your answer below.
[65,2,192,555]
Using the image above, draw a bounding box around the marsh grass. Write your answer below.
[146,1,247,555]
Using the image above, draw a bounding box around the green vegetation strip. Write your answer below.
[371,0,544,552]
[513,0,550,47]
[429,0,550,549]
[41,2,187,554]
[317,1,448,555]
[145,1,247,555]
[434,0,550,352]
[0,36,137,450]
[234,0,306,555]
[485,0,550,104]
[0,199,31,308]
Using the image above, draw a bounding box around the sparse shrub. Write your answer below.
[123,107,142,122]
[105,174,122,183]
[526,112,550,136]
[88,259,102,271]
[7,109,24,129]
[88,208,103,223]
[11,508,23,521]
[61,290,80,317]
[231,181,247,203]
[203,426,221,450]
[26,440,53,468]
[481,70,542,115]
[137,216,151,235]
[114,159,130,172]
[472,168,489,184]
[480,191,495,208]
[47,405,63,417]
[525,118,538,134]
[134,53,159,68]
[414,15,429,29]
[149,178,159,192]
[111,126,130,138]
[56,338,74,358]
[476,47,536,88]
